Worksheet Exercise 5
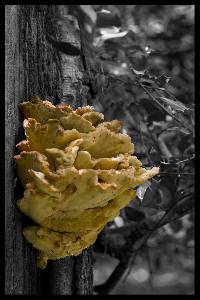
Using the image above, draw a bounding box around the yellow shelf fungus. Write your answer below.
[14,97,159,269]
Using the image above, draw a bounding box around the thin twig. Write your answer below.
[161,154,195,165]
[94,257,129,295]
[159,172,194,176]
[122,195,191,280]
[145,245,154,288]
[94,192,194,294]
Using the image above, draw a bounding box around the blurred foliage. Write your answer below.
[65,5,194,295]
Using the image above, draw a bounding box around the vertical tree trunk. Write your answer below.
[5,5,93,295]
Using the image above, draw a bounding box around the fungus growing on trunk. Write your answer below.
[14,97,159,269]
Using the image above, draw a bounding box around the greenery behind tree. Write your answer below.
[62,5,194,294]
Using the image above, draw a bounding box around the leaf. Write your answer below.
[146,95,194,133]
[99,26,120,35]
[141,179,164,210]
[139,78,156,87]
[136,181,151,201]
[174,111,194,134]
[159,96,189,113]
[46,34,80,56]
[94,29,128,47]
[140,79,155,84]
[96,30,137,54]
[96,10,121,28]
[166,126,191,135]
[114,216,124,227]
[132,68,146,75]
[80,5,97,24]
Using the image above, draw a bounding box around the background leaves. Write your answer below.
[65,5,194,295]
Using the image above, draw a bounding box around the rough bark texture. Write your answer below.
[5,5,93,295]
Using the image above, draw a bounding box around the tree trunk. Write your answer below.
[5,5,93,295]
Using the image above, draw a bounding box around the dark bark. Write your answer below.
[5,5,93,295]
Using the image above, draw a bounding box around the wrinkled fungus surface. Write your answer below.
[14,97,159,269]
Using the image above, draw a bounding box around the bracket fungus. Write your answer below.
[14,97,159,269]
